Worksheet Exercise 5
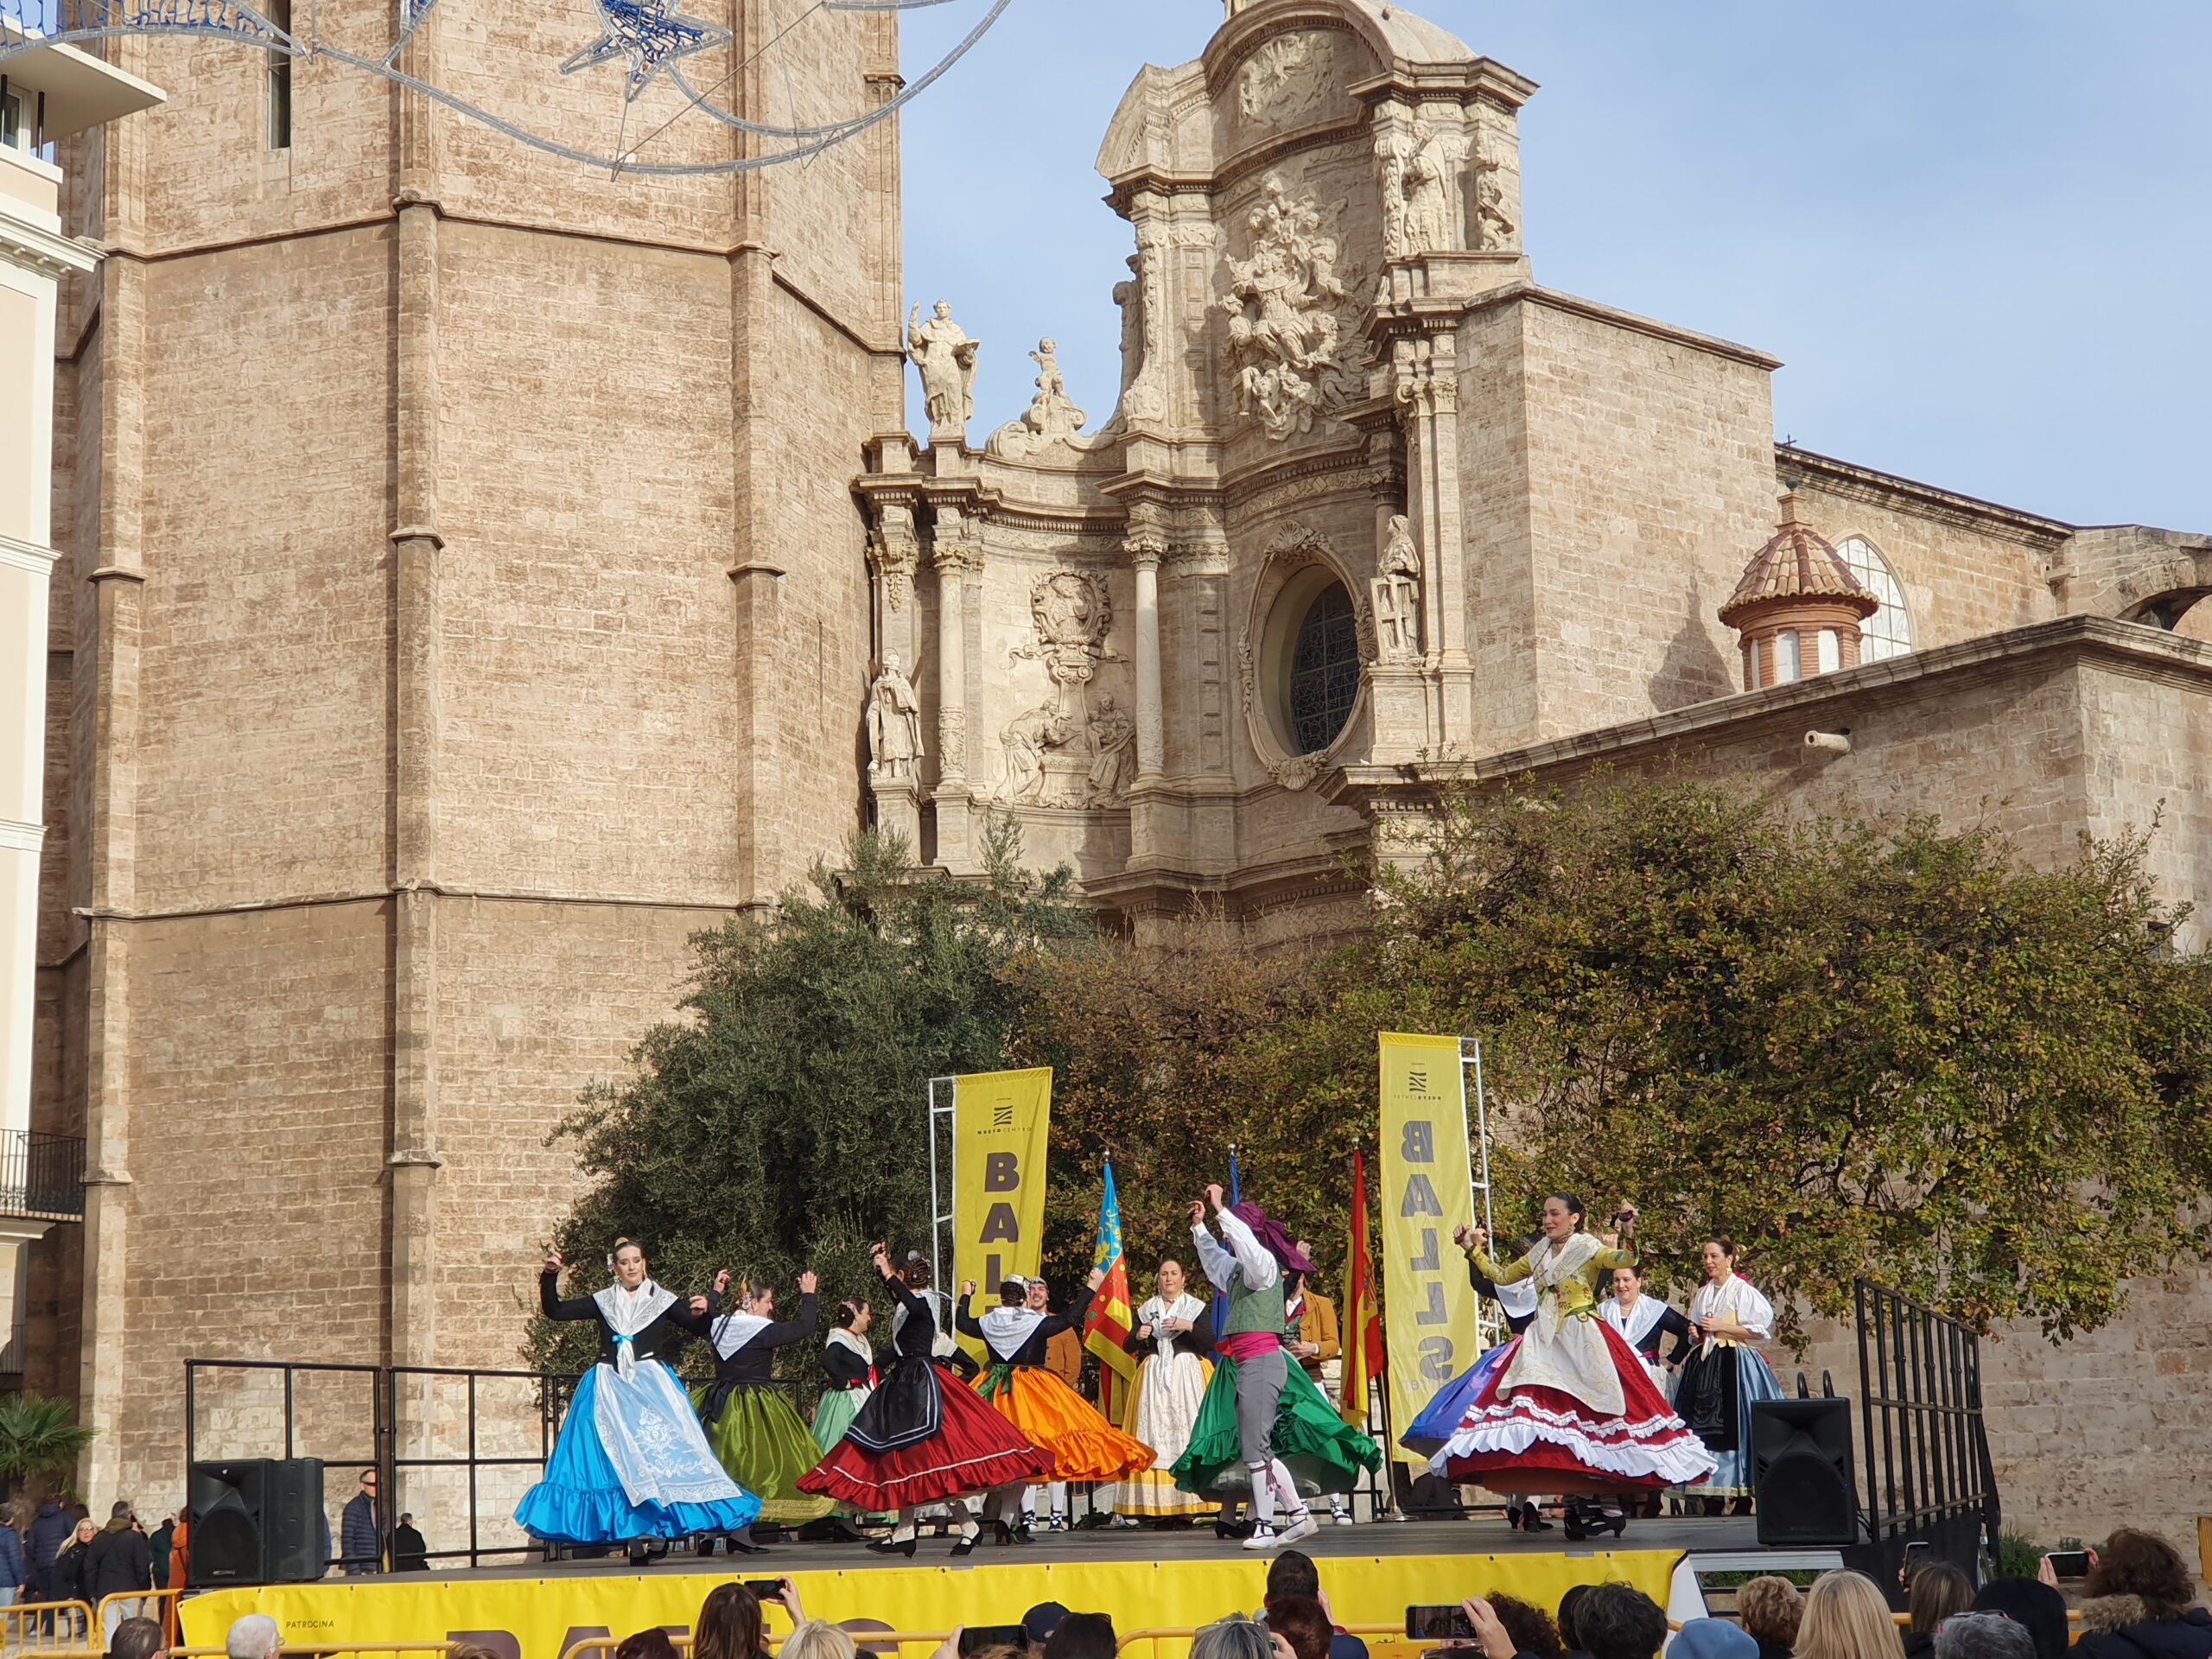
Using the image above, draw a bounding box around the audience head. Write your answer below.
[1797,1571,1907,1659]
[1266,1551,1324,1604]
[1733,1576,1806,1654]
[616,1632,680,1659]
[1024,1603,1072,1648]
[1262,1597,1332,1659]
[226,1615,283,1659]
[1485,1594,1564,1659]
[1970,1580,2069,1659]
[1192,1615,1277,1659]
[111,1617,167,1659]
[1670,1621,1758,1659]
[1575,1584,1669,1659]
[780,1624,859,1659]
[1933,1615,2033,1659]
[2087,1529,2196,1620]
[696,1582,766,1659]
[1557,1585,1594,1651]
[1044,1615,1116,1659]
[1910,1563,1975,1634]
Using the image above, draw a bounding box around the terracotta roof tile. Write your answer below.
[1719,493,1879,626]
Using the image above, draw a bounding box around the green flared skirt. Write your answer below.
[690,1382,836,1526]
[1169,1351,1381,1498]
[810,1384,868,1452]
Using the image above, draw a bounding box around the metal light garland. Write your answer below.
[0,0,1009,175]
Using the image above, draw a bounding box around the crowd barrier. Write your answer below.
[0,1598,98,1655]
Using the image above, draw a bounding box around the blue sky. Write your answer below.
[894,1,2209,531]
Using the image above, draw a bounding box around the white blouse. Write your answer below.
[1688,1274,1774,1350]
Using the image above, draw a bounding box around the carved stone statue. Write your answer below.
[1377,119,1468,258]
[1085,696,1137,804]
[1381,513,1420,579]
[1474,135,1517,248]
[1011,569,1116,717]
[866,650,924,778]
[1372,515,1422,664]
[996,699,1075,805]
[988,337,1090,458]
[907,300,979,442]
[1219,174,1358,440]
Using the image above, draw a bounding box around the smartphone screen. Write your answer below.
[2046,1551,2090,1580]
[1903,1542,1931,1580]
[960,1627,1031,1657]
[745,1580,784,1600]
[1406,1606,1475,1642]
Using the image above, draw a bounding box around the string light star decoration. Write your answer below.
[560,0,729,102]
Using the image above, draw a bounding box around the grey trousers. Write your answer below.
[1236,1346,1288,1467]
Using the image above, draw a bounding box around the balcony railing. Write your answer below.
[0,1132,86,1222]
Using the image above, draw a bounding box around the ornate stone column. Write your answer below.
[1394,330,1473,745]
[1128,531,1166,780]
[930,510,978,873]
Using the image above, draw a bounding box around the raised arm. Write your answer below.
[1213,1206,1280,1293]
[759,1280,820,1350]
[1190,1198,1238,1294]
[539,1254,600,1322]
[953,1283,985,1340]
[1039,1274,1103,1339]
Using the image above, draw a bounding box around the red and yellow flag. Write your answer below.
[1341,1146,1386,1427]
[1082,1158,1137,1421]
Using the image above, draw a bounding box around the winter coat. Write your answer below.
[49,1537,97,1604]
[88,1519,154,1598]
[0,1523,23,1590]
[2073,1599,2212,1659]
[25,1503,73,1581]
[340,1491,383,1573]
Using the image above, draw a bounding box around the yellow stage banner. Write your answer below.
[181,1548,1685,1659]
[951,1065,1052,1363]
[1378,1031,1479,1465]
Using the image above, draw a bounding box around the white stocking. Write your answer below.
[1269,1458,1306,1516]
[1249,1462,1275,1527]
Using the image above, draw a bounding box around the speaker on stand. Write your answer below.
[1751,1397,1857,1546]
[187,1458,327,1586]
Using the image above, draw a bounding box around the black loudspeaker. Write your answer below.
[1752,1398,1857,1545]
[188,1458,327,1586]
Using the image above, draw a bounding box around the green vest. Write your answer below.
[1224,1273,1289,1338]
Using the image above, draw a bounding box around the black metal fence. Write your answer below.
[1853,1278,1999,1580]
[0,1130,86,1221]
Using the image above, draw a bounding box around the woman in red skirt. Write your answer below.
[797,1242,1048,1556]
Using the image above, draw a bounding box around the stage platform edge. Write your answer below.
[181,1547,1684,1659]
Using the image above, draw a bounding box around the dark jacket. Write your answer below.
[49,1536,97,1604]
[25,1503,73,1586]
[1903,1632,1938,1659]
[2073,1599,2212,1659]
[0,1522,23,1590]
[391,1522,429,1573]
[87,1519,154,1598]
[340,1491,383,1574]
[148,1520,175,1588]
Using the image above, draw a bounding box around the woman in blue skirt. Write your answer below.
[516,1239,762,1557]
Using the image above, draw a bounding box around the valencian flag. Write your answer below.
[1211,1147,1243,1339]
[1341,1146,1386,1427]
[1083,1158,1138,1421]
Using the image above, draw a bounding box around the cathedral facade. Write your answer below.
[33,0,2212,1545]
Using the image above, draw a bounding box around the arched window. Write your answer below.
[1835,537,1912,660]
[1286,581,1358,753]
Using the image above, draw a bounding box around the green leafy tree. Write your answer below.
[525,823,1091,1374]
[0,1393,95,1502]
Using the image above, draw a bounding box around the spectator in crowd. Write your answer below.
[1671,1622,1758,1659]
[1045,1614,1117,1659]
[1971,1579,2069,1659]
[0,1499,25,1607]
[1797,1571,1908,1659]
[1933,1615,2033,1659]
[782,1624,859,1659]
[1573,1585,1670,1659]
[340,1468,383,1574]
[1264,1549,1370,1659]
[697,1582,780,1659]
[617,1632,680,1659]
[162,1509,194,1646]
[2072,1529,2212,1659]
[1484,1595,1564,1659]
[111,1614,168,1659]
[149,1512,175,1591]
[1027,1604,1072,1649]
[1266,1597,1335,1659]
[1193,1616,1278,1659]
[392,1512,429,1573]
[226,1613,283,1659]
[1454,1596,1555,1659]
[1557,1586,1594,1659]
[51,1516,99,1637]
[90,1499,156,1644]
[1904,1565,1976,1659]
[1734,1576,1805,1659]
[26,1495,73,1616]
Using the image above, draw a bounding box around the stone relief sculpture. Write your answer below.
[1371,514,1422,664]
[907,300,979,442]
[1084,696,1137,804]
[1236,30,1334,124]
[1376,118,1469,258]
[1219,175,1360,440]
[865,650,924,779]
[987,338,1090,458]
[1011,569,1116,717]
[1474,131,1517,249]
[996,700,1075,804]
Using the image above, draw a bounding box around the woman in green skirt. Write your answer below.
[810,1299,876,1447]
[691,1268,836,1543]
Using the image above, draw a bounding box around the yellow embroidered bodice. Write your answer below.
[1471,1236,1635,1320]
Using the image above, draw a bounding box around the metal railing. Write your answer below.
[0,1130,86,1220]
[0,1598,99,1655]
[175,1646,461,1659]
[1853,1278,1999,1574]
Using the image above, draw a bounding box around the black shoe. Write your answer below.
[1524,1507,1554,1532]
[1215,1516,1253,1541]
[950,1522,981,1559]
[695,1536,716,1557]
[626,1541,651,1566]
[1562,1510,1588,1542]
[1504,1502,1525,1531]
[1008,1521,1034,1546]
[992,1520,1014,1546]
[724,1532,766,1555]
[867,1533,918,1558]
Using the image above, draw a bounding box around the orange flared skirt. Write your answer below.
[978,1365,1155,1484]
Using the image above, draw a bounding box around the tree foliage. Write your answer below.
[0,1393,95,1500]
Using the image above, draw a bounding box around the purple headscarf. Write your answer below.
[1230,1202,1315,1275]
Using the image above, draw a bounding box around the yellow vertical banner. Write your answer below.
[1377,1032,1478,1464]
[951,1065,1052,1364]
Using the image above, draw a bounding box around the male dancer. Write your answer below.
[1189,1183,1320,1550]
